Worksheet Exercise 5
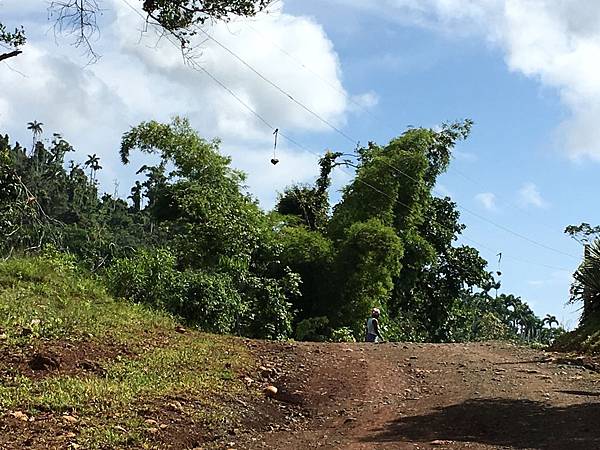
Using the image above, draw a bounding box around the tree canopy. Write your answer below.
[0,117,561,344]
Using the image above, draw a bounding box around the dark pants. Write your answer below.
[365,333,377,342]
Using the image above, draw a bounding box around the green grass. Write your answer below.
[0,256,255,449]
[0,255,175,345]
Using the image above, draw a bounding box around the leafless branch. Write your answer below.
[49,0,103,63]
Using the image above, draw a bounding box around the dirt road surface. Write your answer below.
[240,341,600,450]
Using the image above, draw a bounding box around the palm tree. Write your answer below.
[26,120,44,153]
[571,240,600,321]
[542,314,559,328]
[84,153,102,183]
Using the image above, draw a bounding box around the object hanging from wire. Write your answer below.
[271,128,279,165]
[496,252,502,276]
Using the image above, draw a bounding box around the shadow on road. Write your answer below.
[495,359,552,365]
[558,390,600,397]
[363,398,600,449]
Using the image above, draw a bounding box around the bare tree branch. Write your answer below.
[49,0,103,63]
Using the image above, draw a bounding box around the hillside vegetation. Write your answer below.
[0,255,254,449]
[0,119,562,344]
[555,232,600,354]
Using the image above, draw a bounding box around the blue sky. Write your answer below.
[2,0,598,327]
[284,0,594,327]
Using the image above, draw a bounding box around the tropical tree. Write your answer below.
[0,22,26,62]
[571,239,600,321]
[565,223,600,244]
[26,121,44,153]
[543,314,559,328]
[129,181,143,212]
[84,153,102,183]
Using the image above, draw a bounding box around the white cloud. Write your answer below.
[475,192,497,211]
[518,182,548,209]
[341,0,600,161]
[348,91,380,113]
[0,1,368,206]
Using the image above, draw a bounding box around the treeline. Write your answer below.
[0,118,563,343]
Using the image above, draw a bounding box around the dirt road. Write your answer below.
[239,341,600,450]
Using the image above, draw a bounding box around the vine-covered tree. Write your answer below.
[0,117,556,344]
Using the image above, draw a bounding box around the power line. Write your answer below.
[460,235,574,273]
[194,26,358,145]
[117,0,579,272]
[243,14,580,255]
[373,157,581,261]
[449,162,579,245]
[119,0,393,205]
[196,24,579,260]
[245,23,381,121]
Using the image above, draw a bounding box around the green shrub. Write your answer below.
[239,273,296,340]
[296,316,330,342]
[473,312,513,341]
[105,248,182,310]
[179,271,246,334]
[106,249,296,339]
[330,327,356,343]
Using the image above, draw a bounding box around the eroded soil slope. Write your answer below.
[241,341,600,450]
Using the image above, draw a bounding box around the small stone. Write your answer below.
[10,411,29,421]
[169,401,183,411]
[264,385,278,397]
[144,419,158,426]
[175,325,186,334]
[147,427,159,434]
[63,415,78,424]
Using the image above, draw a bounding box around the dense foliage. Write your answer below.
[0,118,561,343]
[564,224,600,322]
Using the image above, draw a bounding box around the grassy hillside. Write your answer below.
[0,255,255,449]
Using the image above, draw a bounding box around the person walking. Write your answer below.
[365,307,385,342]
